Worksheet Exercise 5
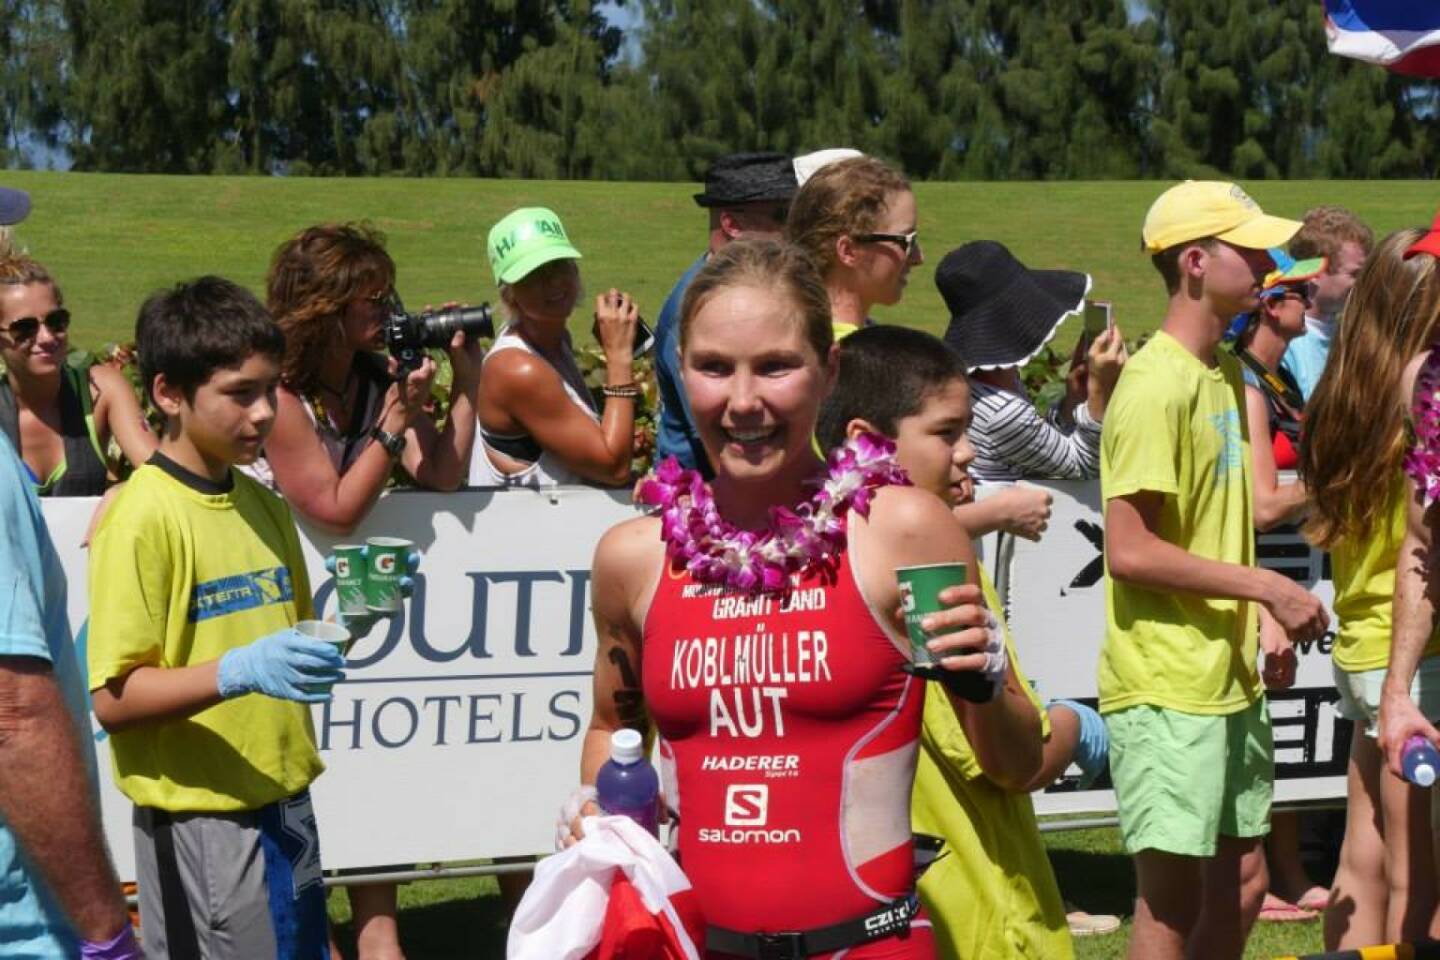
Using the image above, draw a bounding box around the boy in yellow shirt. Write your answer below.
[818,324,1112,958]
[1101,182,1328,960]
[87,277,345,959]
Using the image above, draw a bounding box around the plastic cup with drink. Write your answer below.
[895,561,995,704]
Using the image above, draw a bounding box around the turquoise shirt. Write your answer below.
[1279,317,1333,402]
[0,431,94,957]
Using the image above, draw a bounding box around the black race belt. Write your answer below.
[705,892,920,960]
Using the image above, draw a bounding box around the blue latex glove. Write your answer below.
[1051,699,1109,789]
[217,628,346,702]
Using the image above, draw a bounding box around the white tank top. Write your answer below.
[469,325,599,488]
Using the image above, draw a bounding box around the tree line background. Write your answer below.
[3,0,1436,180]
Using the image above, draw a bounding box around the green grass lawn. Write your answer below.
[2,171,1435,357]
[322,826,1328,959]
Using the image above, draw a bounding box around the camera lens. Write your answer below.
[420,305,493,347]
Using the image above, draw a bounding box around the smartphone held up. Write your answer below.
[1082,299,1113,340]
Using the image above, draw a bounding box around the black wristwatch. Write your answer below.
[370,426,407,459]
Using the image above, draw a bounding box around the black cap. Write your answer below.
[693,152,798,208]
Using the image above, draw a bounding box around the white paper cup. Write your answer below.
[296,619,351,693]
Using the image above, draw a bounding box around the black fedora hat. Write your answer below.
[693,152,798,208]
[937,241,1089,371]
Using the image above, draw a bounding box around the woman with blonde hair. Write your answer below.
[257,222,482,535]
[0,254,156,495]
[1299,226,1440,949]
[785,155,921,338]
[569,239,1043,956]
[472,206,640,487]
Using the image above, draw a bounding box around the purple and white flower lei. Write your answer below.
[1405,346,1440,507]
[635,432,912,593]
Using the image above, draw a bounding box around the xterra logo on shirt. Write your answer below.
[189,566,295,622]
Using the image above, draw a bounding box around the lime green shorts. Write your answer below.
[1105,699,1273,857]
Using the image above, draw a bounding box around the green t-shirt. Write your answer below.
[1098,330,1259,716]
[88,462,323,812]
[911,570,1071,960]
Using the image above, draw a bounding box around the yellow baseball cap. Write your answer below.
[1141,181,1302,253]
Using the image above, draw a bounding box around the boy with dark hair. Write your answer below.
[87,276,344,960]
[1105,183,1329,960]
[818,324,1109,958]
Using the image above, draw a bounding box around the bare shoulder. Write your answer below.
[865,484,960,540]
[850,484,972,573]
[593,514,665,578]
[592,513,665,627]
[483,347,558,399]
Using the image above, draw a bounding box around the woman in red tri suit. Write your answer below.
[576,240,1042,959]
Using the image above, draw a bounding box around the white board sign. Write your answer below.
[46,487,639,879]
[43,477,1347,879]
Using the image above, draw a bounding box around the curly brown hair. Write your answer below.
[1301,227,1440,548]
[1290,206,1374,265]
[785,156,911,279]
[266,222,395,395]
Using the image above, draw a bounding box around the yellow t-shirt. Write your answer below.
[1098,331,1259,715]
[1331,483,1440,671]
[912,571,1072,960]
[88,461,323,812]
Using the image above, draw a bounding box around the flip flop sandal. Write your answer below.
[1066,910,1122,937]
[1258,894,1318,923]
[1295,886,1330,912]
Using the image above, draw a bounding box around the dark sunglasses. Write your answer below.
[1,308,70,343]
[854,230,920,257]
[1276,282,1317,306]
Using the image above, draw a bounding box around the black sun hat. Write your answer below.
[693,152,798,208]
[937,241,1090,371]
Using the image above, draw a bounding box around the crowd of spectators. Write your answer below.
[3,158,1439,960]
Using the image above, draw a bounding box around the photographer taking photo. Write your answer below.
[472,207,641,488]
[255,222,482,536]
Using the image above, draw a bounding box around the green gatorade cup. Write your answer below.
[364,537,413,613]
[331,544,368,616]
[895,562,994,703]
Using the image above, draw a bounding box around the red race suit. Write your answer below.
[643,547,933,959]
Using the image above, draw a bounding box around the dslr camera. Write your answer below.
[385,295,495,371]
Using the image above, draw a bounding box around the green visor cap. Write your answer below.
[1261,253,1327,297]
[487,207,583,285]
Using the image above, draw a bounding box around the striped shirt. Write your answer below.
[968,379,1102,484]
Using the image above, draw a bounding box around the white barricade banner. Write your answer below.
[45,478,1346,879]
[44,487,640,879]
[998,481,1349,818]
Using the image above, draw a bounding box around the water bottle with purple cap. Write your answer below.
[596,728,660,836]
[1403,735,1440,787]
